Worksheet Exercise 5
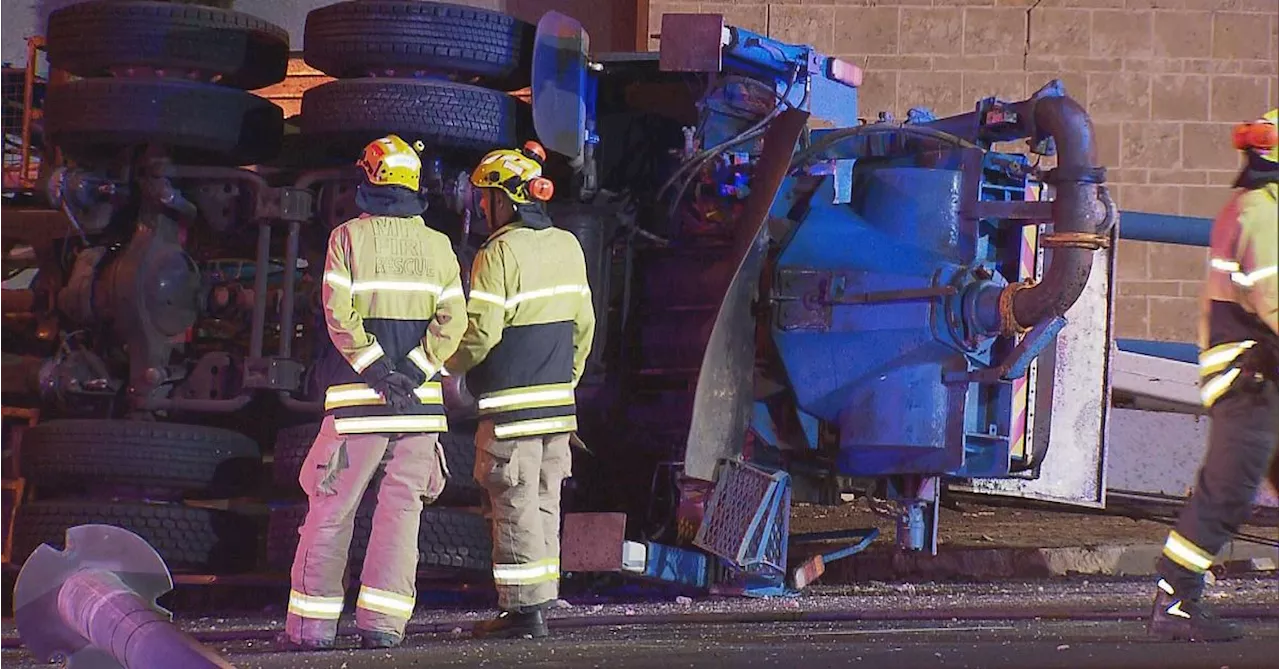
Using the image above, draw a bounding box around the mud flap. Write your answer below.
[531,11,589,162]
[682,109,811,482]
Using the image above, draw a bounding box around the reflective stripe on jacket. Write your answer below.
[1198,183,1278,407]
[448,219,596,438]
[321,214,466,433]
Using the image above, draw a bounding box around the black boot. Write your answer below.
[1148,578,1242,642]
[358,630,403,649]
[275,631,335,651]
[472,608,549,640]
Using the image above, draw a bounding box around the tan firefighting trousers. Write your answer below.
[285,416,448,643]
[474,420,572,611]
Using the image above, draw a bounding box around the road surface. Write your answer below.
[3,577,1275,668]
[5,619,1275,669]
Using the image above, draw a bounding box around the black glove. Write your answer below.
[396,359,429,387]
[376,372,419,412]
[360,359,417,411]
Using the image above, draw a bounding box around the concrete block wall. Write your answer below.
[5,1,1275,341]
[649,0,1278,342]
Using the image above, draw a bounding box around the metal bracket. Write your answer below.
[166,164,315,225]
[242,357,306,391]
[255,186,315,223]
[942,315,1067,385]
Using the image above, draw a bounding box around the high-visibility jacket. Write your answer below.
[321,214,467,434]
[448,213,595,439]
[1198,182,1278,408]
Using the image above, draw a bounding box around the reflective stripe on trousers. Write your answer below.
[474,421,572,610]
[1156,376,1278,596]
[1199,340,1257,408]
[492,557,562,586]
[284,417,446,643]
[356,585,416,619]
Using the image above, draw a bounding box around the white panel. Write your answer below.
[1112,350,1201,410]
[959,236,1115,508]
[1108,408,1278,508]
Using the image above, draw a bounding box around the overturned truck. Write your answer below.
[1,1,1115,592]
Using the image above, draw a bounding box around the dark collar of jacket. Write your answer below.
[1233,152,1279,190]
[356,181,429,217]
[484,205,555,244]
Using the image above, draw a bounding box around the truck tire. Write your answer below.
[44,79,284,167]
[436,430,481,506]
[265,503,491,573]
[271,422,481,506]
[20,419,260,496]
[46,0,289,90]
[10,501,258,573]
[299,78,522,156]
[303,1,532,88]
[271,422,321,490]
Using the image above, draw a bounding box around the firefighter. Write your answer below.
[1149,109,1278,642]
[446,141,595,639]
[282,135,467,650]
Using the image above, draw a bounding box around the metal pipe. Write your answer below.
[294,167,354,191]
[144,394,252,412]
[277,391,324,414]
[248,224,271,358]
[278,220,300,357]
[1117,211,1211,247]
[923,82,1105,332]
[1007,91,1103,328]
[56,569,233,669]
[1114,338,1199,364]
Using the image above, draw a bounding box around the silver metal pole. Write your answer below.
[14,524,238,669]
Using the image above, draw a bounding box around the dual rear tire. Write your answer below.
[42,1,532,167]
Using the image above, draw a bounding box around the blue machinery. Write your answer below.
[540,12,1114,593]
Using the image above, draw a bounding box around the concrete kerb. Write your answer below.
[821,540,1279,583]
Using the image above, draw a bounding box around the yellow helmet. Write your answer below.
[1233,108,1278,164]
[469,141,555,205]
[358,135,427,191]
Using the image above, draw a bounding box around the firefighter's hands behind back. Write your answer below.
[359,359,417,411]
[377,372,419,412]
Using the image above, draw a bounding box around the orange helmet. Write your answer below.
[1233,109,1278,164]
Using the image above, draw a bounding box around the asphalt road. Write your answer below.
[6,577,1276,668]
[4,618,1277,669]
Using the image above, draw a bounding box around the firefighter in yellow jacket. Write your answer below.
[282,135,467,650]
[1150,110,1278,642]
[447,141,594,639]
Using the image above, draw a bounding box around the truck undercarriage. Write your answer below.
[1,1,1114,593]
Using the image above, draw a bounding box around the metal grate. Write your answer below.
[2,41,47,193]
[2,68,29,184]
[693,459,790,575]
